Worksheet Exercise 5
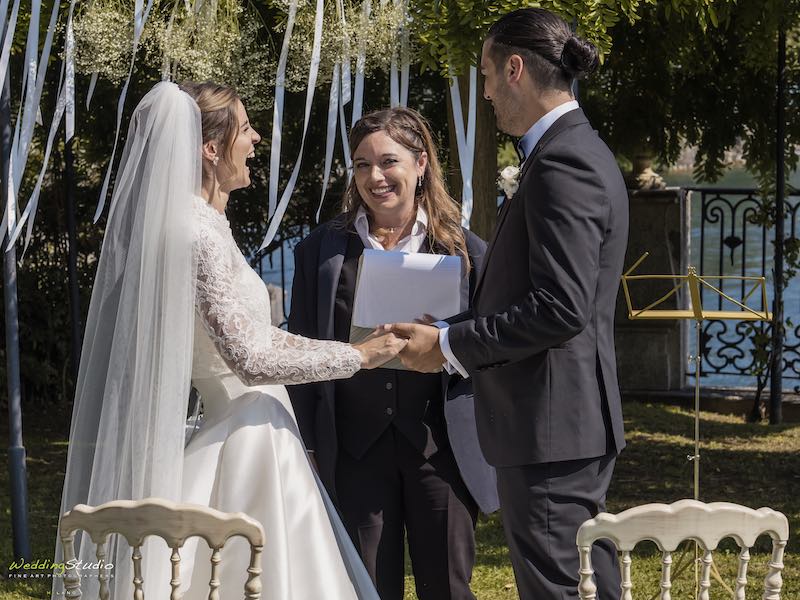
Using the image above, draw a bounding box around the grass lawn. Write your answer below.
[1,400,797,599]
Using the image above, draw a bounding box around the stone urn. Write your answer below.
[626,152,666,191]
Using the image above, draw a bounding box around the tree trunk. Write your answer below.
[445,71,497,242]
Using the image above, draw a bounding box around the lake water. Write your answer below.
[668,169,800,390]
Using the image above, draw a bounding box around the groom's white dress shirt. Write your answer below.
[438,100,581,378]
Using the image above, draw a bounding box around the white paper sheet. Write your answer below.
[352,249,462,327]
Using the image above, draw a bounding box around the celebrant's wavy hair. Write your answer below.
[179,80,240,185]
[486,8,599,93]
[342,107,470,272]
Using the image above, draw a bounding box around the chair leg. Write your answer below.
[245,544,264,600]
[577,545,597,600]
[659,550,673,600]
[620,550,633,600]
[61,532,82,599]
[734,546,750,600]
[132,545,144,600]
[763,539,787,600]
[96,537,110,600]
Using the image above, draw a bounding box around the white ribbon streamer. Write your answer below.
[390,55,399,108]
[8,1,75,251]
[0,0,11,35]
[6,154,14,233]
[8,80,66,251]
[85,72,98,109]
[449,66,477,228]
[390,0,410,107]
[2,0,58,247]
[351,0,370,126]
[267,0,299,218]
[259,0,324,251]
[14,0,41,173]
[93,0,155,221]
[338,85,352,184]
[15,0,59,185]
[316,63,340,223]
[399,0,410,107]
[335,0,351,105]
[0,0,20,102]
[65,8,75,142]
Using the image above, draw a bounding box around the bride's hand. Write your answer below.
[354,326,409,369]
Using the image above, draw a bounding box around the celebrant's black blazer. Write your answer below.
[446,108,629,467]
[287,216,498,513]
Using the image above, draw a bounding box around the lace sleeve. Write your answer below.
[194,218,362,385]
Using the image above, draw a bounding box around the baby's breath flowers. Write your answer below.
[72,1,143,84]
[71,0,410,111]
[72,0,274,112]
[349,0,409,75]
[276,0,411,92]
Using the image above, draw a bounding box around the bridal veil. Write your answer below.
[53,81,201,597]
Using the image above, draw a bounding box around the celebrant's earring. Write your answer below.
[212,156,220,166]
[416,175,423,193]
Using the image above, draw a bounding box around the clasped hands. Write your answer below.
[356,315,445,373]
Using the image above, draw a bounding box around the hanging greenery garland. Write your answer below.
[71,0,275,111]
[275,0,410,92]
[72,0,154,84]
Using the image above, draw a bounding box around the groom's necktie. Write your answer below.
[516,141,526,166]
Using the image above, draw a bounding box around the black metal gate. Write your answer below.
[688,186,800,385]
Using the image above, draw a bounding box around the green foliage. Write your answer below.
[408,0,731,77]
[582,0,800,185]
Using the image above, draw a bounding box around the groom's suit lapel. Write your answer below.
[317,225,349,339]
[473,108,589,299]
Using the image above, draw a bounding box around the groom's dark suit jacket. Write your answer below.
[288,217,498,512]
[447,108,628,467]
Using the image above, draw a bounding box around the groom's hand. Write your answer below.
[390,323,445,373]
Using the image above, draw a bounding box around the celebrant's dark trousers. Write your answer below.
[496,453,620,600]
[336,426,479,600]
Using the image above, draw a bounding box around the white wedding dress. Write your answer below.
[178,196,377,599]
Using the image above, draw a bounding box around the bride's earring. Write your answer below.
[212,156,220,166]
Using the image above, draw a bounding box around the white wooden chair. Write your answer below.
[576,499,789,600]
[59,497,264,599]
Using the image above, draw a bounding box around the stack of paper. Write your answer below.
[350,249,462,370]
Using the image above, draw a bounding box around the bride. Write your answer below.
[53,80,405,599]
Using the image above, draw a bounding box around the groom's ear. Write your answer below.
[506,54,525,85]
[202,140,218,162]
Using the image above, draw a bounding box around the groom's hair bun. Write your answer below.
[560,34,599,79]
[487,8,598,92]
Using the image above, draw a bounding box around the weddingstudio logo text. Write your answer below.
[7,557,114,578]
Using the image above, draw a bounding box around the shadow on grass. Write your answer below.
[611,402,800,555]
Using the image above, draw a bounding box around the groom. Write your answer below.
[392,8,627,599]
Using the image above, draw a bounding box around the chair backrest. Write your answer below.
[576,499,789,600]
[59,497,265,599]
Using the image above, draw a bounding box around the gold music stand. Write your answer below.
[621,252,771,598]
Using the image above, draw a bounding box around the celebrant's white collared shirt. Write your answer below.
[438,100,580,379]
[354,205,429,253]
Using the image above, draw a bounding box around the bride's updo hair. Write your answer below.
[179,81,240,178]
[486,8,598,93]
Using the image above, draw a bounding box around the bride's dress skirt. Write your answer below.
[178,373,376,599]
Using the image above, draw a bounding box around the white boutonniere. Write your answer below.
[497,165,520,199]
